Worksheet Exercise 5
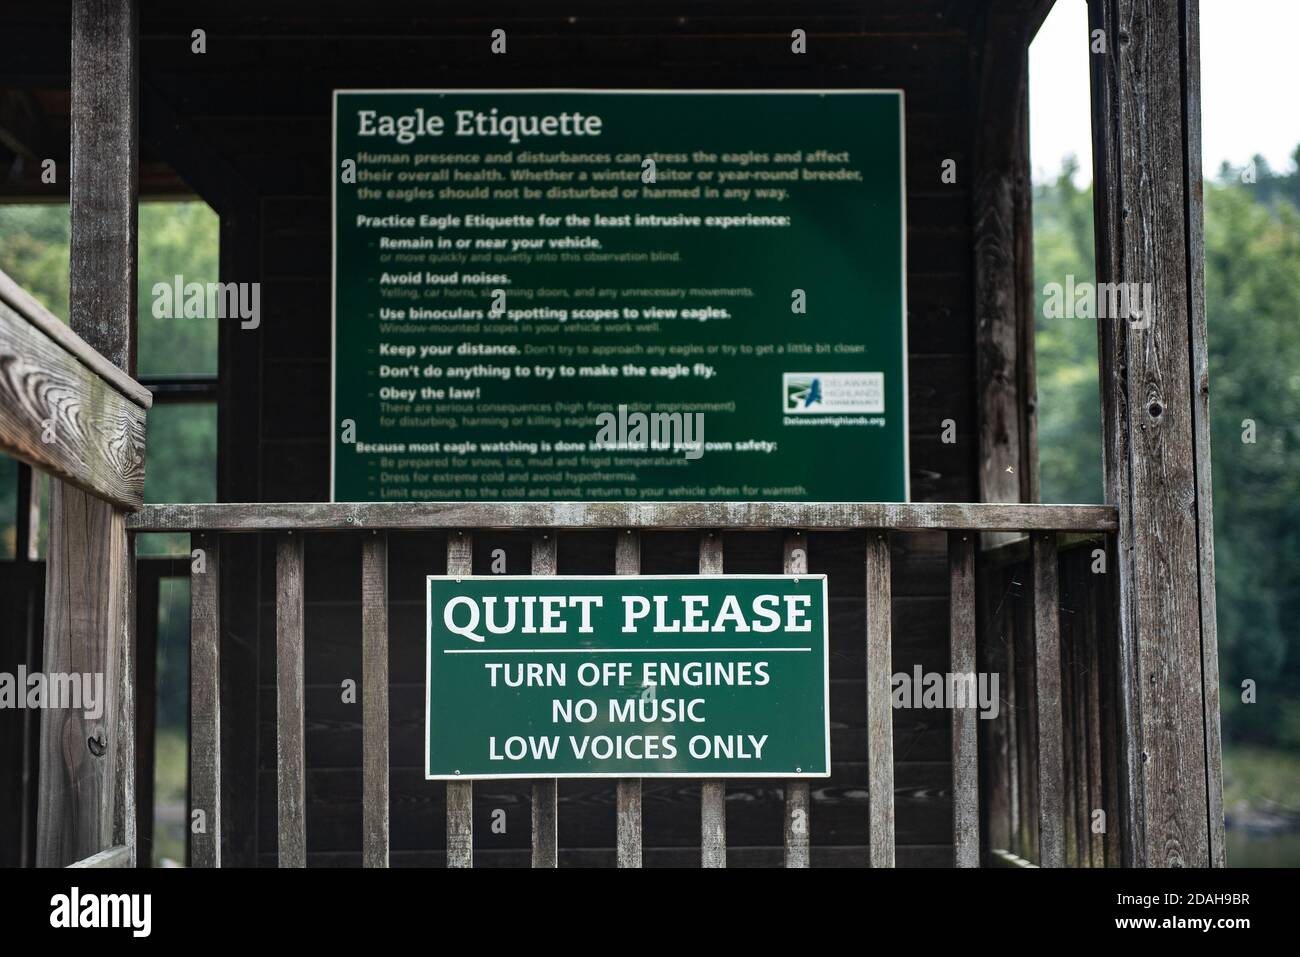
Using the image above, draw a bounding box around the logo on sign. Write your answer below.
[782,372,884,414]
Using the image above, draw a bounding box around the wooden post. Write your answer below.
[36,0,139,868]
[972,3,1045,508]
[1088,0,1224,867]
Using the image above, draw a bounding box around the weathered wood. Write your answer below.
[989,846,1038,868]
[948,532,979,866]
[783,531,811,868]
[127,501,1118,533]
[445,531,473,868]
[67,844,131,868]
[0,270,152,409]
[973,4,1037,506]
[1089,0,1219,868]
[865,532,895,867]
[361,532,388,867]
[529,531,558,868]
[0,297,147,510]
[276,532,306,867]
[190,533,221,867]
[614,530,642,868]
[698,532,726,868]
[1031,534,1064,867]
[1179,0,1225,869]
[37,487,134,866]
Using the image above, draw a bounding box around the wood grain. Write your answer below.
[948,532,979,866]
[276,532,306,866]
[783,531,811,868]
[445,531,473,867]
[0,298,147,510]
[1031,534,1063,867]
[190,533,221,867]
[361,532,388,867]
[127,501,1118,533]
[614,530,642,868]
[698,532,726,868]
[530,531,558,868]
[866,532,895,867]
[1089,0,1218,867]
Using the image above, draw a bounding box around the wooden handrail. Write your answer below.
[127,501,1117,533]
[0,268,149,509]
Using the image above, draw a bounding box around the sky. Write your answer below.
[1029,0,1300,183]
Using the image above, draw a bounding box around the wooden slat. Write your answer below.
[866,532,895,867]
[530,531,558,868]
[127,501,1119,534]
[361,532,388,867]
[948,532,979,866]
[445,531,473,868]
[698,532,726,868]
[276,532,306,867]
[614,530,642,868]
[66,844,131,868]
[782,531,810,868]
[189,533,221,867]
[0,296,148,510]
[1031,533,1064,867]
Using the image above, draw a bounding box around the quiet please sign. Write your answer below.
[425,575,830,779]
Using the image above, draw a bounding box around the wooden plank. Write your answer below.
[0,269,152,409]
[530,531,558,868]
[0,285,147,511]
[1179,0,1226,869]
[361,532,388,867]
[698,532,726,868]
[1031,534,1064,866]
[189,533,221,867]
[865,532,895,867]
[783,531,811,868]
[972,5,1035,507]
[614,529,642,868]
[275,532,306,867]
[445,531,473,868]
[1090,0,1219,868]
[35,1,139,868]
[948,532,979,866]
[127,501,1119,533]
[67,844,131,868]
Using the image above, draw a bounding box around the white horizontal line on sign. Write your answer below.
[442,647,814,655]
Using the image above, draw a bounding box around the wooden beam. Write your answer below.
[529,531,558,869]
[865,532,895,867]
[361,532,389,867]
[948,532,979,866]
[0,295,147,510]
[37,0,139,869]
[613,530,642,868]
[445,531,474,868]
[275,532,306,867]
[783,531,811,868]
[127,501,1119,533]
[1088,0,1222,868]
[972,0,1041,507]
[698,532,726,868]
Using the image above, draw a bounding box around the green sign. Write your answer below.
[425,575,830,779]
[333,89,908,503]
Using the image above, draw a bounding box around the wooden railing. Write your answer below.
[127,500,1118,868]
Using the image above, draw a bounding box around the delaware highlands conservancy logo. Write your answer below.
[783,372,885,414]
[50,888,151,937]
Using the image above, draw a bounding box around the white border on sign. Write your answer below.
[329,88,910,503]
[423,573,832,781]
